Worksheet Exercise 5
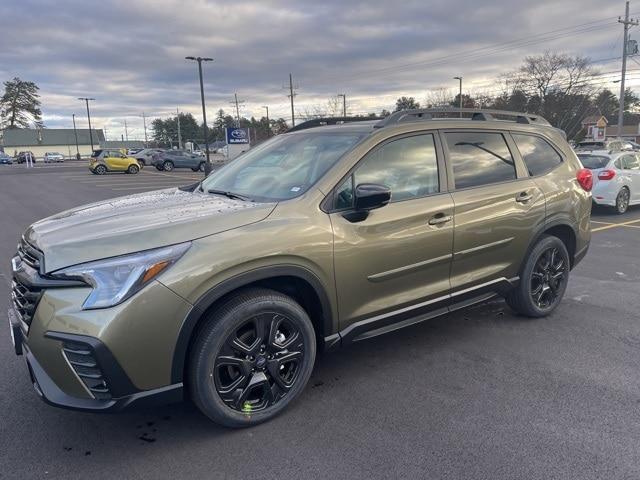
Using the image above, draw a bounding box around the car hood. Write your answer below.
[24,188,276,273]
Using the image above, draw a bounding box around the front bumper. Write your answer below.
[9,248,193,412]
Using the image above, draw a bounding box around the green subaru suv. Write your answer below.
[9,109,592,427]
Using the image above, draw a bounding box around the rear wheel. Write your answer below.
[614,187,630,214]
[505,235,570,317]
[163,160,174,172]
[127,164,140,174]
[94,164,107,175]
[189,288,316,428]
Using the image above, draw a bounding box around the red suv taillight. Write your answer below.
[597,169,616,181]
[576,168,593,192]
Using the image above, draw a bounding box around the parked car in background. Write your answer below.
[0,152,13,164]
[127,148,144,156]
[578,152,640,214]
[89,149,141,175]
[15,151,35,164]
[152,149,206,172]
[135,148,165,166]
[575,139,634,154]
[44,152,65,163]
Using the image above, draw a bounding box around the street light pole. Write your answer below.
[72,114,80,159]
[142,112,148,147]
[186,56,213,175]
[337,93,347,117]
[262,105,270,136]
[78,97,95,152]
[453,77,463,117]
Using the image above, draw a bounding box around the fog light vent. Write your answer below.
[62,341,112,400]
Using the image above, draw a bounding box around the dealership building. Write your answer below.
[0,128,106,159]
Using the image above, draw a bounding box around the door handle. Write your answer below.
[515,192,533,203]
[428,214,452,225]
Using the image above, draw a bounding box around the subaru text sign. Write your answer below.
[225,127,249,145]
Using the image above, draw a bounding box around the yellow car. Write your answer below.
[89,149,141,175]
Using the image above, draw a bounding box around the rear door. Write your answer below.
[442,130,546,299]
[329,132,454,335]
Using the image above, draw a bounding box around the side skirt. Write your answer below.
[326,277,518,349]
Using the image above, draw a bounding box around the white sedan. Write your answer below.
[43,152,65,163]
[578,152,640,214]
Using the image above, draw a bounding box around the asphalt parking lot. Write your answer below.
[1,163,639,480]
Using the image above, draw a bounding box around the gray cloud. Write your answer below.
[0,0,631,138]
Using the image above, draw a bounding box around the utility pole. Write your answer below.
[78,97,95,152]
[262,105,270,136]
[124,119,129,141]
[454,76,463,117]
[618,1,638,137]
[185,56,213,175]
[337,93,346,117]
[230,93,245,127]
[72,114,80,159]
[288,73,297,127]
[176,107,182,149]
[142,112,148,147]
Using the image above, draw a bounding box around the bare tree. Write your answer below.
[423,88,453,108]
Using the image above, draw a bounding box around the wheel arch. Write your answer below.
[526,218,577,269]
[170,265,334,384]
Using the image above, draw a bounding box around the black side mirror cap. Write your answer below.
[354,183,391,211]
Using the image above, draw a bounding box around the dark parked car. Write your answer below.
[152,150,206,172]
[15,151,36,164]
[0,152,13,164]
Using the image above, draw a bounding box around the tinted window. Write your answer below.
[512,134,563,176]
[577,154,610,169]
[445,132,516,189]
[351,134,439,203]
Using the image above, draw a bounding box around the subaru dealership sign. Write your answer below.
[225,127,249,145]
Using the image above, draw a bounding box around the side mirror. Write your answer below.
[354,183,391,210]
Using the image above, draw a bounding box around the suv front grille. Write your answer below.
[11,278,42,329]
[17,238,43,272]
[62,340,112,400]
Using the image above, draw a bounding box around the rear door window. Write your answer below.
[444,131,516,189]
[512,134,563,176]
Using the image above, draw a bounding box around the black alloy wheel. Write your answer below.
[214,313,304,413]
[529,246,567,310]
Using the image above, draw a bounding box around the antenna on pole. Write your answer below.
[230,93,245,128]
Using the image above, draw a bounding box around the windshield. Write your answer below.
[200,132,365,201]
[578,154,610,169]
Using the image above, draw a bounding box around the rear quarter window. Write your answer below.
[512,134,563,176]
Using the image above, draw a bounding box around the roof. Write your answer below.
[582,115,607,125]
[101,140,145,149]
[1,128,105,147]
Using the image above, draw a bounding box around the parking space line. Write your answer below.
[590,220,615,225]
[592,218,640,232]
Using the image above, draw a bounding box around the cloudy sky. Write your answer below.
[0,0,637,140]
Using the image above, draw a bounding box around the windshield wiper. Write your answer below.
[207,189,251,201]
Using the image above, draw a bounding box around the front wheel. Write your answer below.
[127,164,140,174]
[505,235,570,317]
[189,288,316,428]
[163,160,174,172]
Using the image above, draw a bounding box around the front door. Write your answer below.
[329,132,454,340]
[441,130,546,298]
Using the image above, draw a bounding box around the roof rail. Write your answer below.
[287,116,378,133]
[375,108,551,128]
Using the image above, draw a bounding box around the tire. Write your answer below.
[137,159,146,166]
[127,164,140,174]
[614,187,630,214]
[199,162,205,172]
[189,288,316,428]
[155,165,163,171]
[191,167,199,172]
[94,164,107,175]
[505,235,570,318]
[163,160,174,172]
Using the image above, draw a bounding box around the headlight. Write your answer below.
[52,242,191,310]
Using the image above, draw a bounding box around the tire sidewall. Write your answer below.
[616,188,629,214]
[520,236,570,316]
[191,293,316,427]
